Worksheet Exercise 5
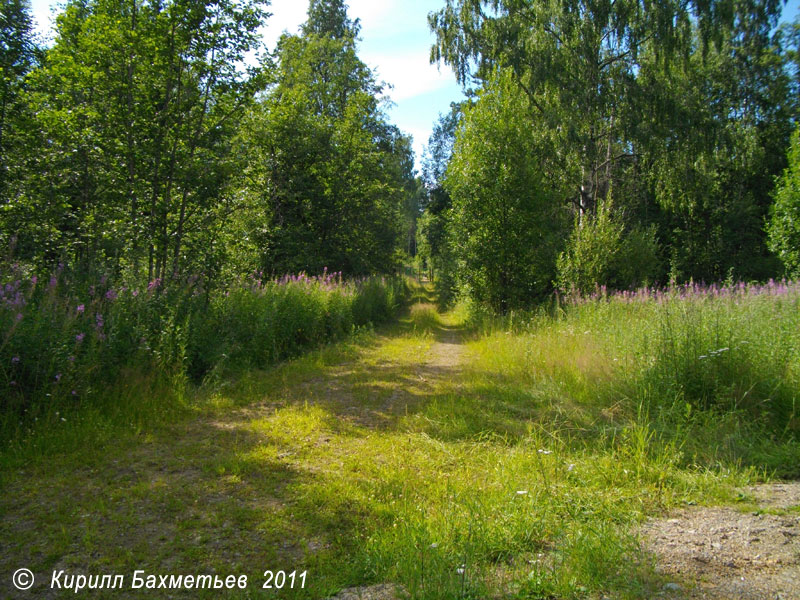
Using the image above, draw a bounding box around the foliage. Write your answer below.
[1,0,270,281]
[0,265,406,434]
[429,0,798,299]
[767,127,800,277]
[232,1,416,277]
[0,0,38,203]
[640,23,797,281]
[445,71,569,311]
[557,196,660,294]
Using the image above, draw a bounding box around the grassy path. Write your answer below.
[2,285,796,599]
[0,285,480,599]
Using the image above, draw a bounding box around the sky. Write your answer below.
[25,0,800,171]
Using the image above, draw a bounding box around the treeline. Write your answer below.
[0,0,419,425]
[417,0,800,311]
[0,0,419,283]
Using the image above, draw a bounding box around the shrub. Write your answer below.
[557,197,661,294]
[1,265,407,430]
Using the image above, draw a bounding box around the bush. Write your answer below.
[1,266,407,430]
[767,127,800,277]
[556,197,660,294]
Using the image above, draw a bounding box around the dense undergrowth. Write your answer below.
[0,267,406,447]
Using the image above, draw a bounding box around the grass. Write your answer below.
[1,281,798,598]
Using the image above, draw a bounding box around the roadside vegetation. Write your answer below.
[2,281,797,599]
[2,0,800,597]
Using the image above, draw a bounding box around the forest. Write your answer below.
[2,0,800,598]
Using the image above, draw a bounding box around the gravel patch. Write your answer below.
[642,483,800,599]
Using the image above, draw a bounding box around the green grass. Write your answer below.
[1,282,797,599]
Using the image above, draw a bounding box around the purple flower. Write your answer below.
[71,390,78,396]
[10,381,16,386]
[49,276,57,288]
[68,356,75,363]
[77,304,85,314]
[11,356,20,364]
[31,276,38,285]
[95,313,104,329]
[55,373,61,382]
[105,289,117,301]
[15,313,22,321]
[76,333,85,343]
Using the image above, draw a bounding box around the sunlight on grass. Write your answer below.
[1,285,798,599]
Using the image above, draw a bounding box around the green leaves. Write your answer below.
[445,70,569,310]
[6,0,270,280]
[767,127,800,277]
[233,3,415,276]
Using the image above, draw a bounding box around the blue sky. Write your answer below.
[26,0,800,171]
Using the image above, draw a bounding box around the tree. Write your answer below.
[0,0,38,211]
[416,104,462,297]
[767,127,800,277]
[7,0,269,280]
[639,17,797,281]
[430,0,795,287]
[445,70,569,310]
[556,194,660,294]
[235,0,414,276]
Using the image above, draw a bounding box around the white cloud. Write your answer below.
[29,0,56,39]
[364,50,452,103]
[262,0,309,51]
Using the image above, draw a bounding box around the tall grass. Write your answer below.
[466,279,800,477]
[0,265,406,445]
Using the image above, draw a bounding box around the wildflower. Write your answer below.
[430,543,438,549]
[537,449,552,455]
[456,565,465,575]
[76,333,85,343]
[10,381,16,386]
[31,276,37,285]
[95,313,104,329]
[15,313,22,321]
[76,304,85,314]
[71,390,78,396]
[11,356,20,364]
[55,373,61,381]
[516,490,529,495]
[49,276,57,288]
[567,464,576,472]
[105,289,117,301]
[68,356,75,362]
